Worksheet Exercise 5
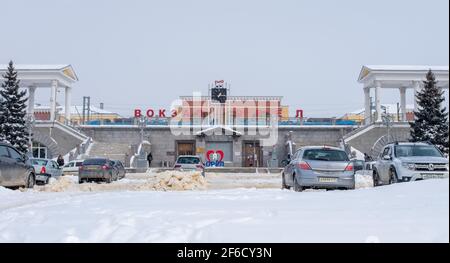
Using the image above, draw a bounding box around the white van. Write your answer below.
[62,159,85,175]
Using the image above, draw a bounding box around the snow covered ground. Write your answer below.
[0,173,447,243]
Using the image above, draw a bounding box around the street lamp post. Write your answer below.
[382,113,392,143]
[138,116,147,143]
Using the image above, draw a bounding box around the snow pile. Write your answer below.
[355,173,374,189]
[149,171,207,191]
[39,176,80,192]
[33,171,208,193]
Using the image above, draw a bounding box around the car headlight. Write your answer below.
[402,162,416,170]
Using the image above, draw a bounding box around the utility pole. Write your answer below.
[396,102,400,122]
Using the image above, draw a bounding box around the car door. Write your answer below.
[0,145,13,186]
[50,161,62,177]
[62,162,71,174]
[285,150,300,186]
[6,146,28,186]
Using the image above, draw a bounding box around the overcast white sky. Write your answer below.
[1,0,449,117]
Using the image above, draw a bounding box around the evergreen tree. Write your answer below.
[0,94,5,141]
[410,70,449,154]
[0,61,29,153]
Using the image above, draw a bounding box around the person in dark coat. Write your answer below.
[147,152,153,167]
[57,155,65,167]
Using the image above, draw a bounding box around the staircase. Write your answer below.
[370,130,411,158]
[87,142,133,164]
[343,122,411,158]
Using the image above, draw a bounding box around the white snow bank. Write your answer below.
[0,178,447,243]
[34,171,207,193]
[355,173,374,189]
[0,186,13,193]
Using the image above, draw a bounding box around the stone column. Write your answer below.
[375,81,382,123]
[413,81,421,113]
[400,86,407,122]
[364,87,371,125]
[28,86,36,115]
[50,80,58,122]
[65,86,72,124]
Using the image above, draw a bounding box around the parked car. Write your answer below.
[30,158,63,184]
[352,160,365,172]
[62,159,84,175]
[174,155,205,177]
[373,142,449,185]
[0,142,35,189]
[78,158,117,184]
[282,146,355,191]
[112,160,126,180]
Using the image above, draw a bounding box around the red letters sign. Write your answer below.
[134,108,177,118]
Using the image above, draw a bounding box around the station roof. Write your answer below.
[358,65,449,83]
[0,64,78,87]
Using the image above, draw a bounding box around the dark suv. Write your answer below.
[0,142,35,188]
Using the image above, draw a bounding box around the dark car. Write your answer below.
[0,142,35,189]
[112,160,126,180]
[352,160,365,172]
[78,158,117,184]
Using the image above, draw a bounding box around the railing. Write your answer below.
[63,137,93,161]
[80,118,361,127]
[35,120,89,140]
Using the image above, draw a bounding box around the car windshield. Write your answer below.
[31,159,48,166]
[177,157,201,164]
[83,159,107,165]
[303,149,349,162]
[395,145,443,157]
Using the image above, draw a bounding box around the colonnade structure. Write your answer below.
[358,65,449,125]
[0,64,78,124]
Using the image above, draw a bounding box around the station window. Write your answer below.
[32,142,48,159]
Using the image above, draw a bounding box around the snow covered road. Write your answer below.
[0,177,448,243]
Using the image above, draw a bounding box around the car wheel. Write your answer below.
[26,173,35,189]
[389,168,398,185]
[105,173,112,183]
[373,170,380,187]
[281,173,290,190]
[293,176,303,192]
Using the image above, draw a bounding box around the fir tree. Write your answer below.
[410,70,449,154]
[0,94,4,141]
[0,61,29,153]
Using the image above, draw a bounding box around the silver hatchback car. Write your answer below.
[282,146,355,191]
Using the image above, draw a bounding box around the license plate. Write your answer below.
[319,177,338,183]
[421,174,446,179]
